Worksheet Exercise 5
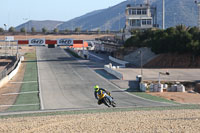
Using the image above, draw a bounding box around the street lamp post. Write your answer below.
[4,24,7,57]
[138,50,143,79]
[119,13,121,32]
[23,18,28,39]
[4,24,7,33]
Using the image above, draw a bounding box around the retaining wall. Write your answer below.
[109,56,128,67]
[104,64,123,80]
[0,56,24,88]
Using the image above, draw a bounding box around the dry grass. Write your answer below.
[0,34,113,40]
[0,109,200,132]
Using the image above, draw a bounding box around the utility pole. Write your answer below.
[195,1,200,28]
[118,13,121,32]
[162,0,165,29]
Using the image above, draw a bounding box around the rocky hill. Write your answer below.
[15,0,198,31]
[144,53,200,68]
[15,20,64,32]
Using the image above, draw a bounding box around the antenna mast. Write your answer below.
[195,1,200,28]
[162,0,165,29]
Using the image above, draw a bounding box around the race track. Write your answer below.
[36,47,173,110]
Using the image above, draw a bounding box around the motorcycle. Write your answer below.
[101,92,116,107]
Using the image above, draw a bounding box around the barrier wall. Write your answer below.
[104,64,123,80]
[109,56,129,67]
[0,56,24,88]
[8,56,24,80]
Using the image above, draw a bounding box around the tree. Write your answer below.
[53,28,59,34]
[8,27,15,32]
[74,27,81,32]
[97,29,101,34]
[31,27,36,33]
[106,29,110,33]
[20,27,26,33]
[42,27,48,34]
[65,29,70,33]
[0,28,4,33]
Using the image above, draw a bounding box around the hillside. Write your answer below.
[144,53,200,68]
[15,0,198,31]
[15,20,64,32]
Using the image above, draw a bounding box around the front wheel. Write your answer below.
[103,97,110,107]
[111,101,116,107]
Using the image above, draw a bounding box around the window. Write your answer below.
[142,9,147,15]
[132,9,137,15]
[142,19,147,25]
[147,19,152,25]
[136,20,141,26]
[137,9,141,15]
[129,9,132,15]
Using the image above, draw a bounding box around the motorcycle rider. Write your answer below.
[94,85,113,107]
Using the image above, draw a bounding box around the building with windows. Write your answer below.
[125,4,158,31]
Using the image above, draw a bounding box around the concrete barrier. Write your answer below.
[104,64,123,80]
[109,56,128,67]
[0,76,9,88]
[0,56,24,88]
[8,56,24,80]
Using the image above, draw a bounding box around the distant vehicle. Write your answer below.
[87,41,95,50]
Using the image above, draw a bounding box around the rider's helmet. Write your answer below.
[94,85,99,92]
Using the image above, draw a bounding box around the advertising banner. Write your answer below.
[57,38,73,46]
[29,38,45,46]
[5,36,14,41]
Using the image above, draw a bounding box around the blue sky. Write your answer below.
[0,0,125,28]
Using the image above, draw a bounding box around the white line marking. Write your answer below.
[9,81,37,84]
[0,104,39,107]
[2,91,39,96]
[37,47,44,110]
[73,70,84,80]
[63,48,175,105]
[85,63,176,106]
[89,53,104,60]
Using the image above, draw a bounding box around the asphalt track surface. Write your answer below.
[37,47,174,110]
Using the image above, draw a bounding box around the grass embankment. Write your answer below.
[124,88,178,104]
[8,51,40,112]
[65,49,81,58]
[1,104,200,119]
[131,92,178,104]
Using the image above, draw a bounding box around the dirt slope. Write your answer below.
[144,53,200,68]
[0,109,200,132]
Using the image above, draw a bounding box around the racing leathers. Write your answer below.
[94,88,112,106]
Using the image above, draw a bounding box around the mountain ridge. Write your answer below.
[15,0,198,31]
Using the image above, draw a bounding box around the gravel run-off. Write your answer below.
[0,109,200,132]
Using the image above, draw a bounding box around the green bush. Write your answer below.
[125,25,200,55]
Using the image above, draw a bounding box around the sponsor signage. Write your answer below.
[29,38,45,46]
[5,36,14,41]
[57,38,73,46]
[73,40,83,44]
